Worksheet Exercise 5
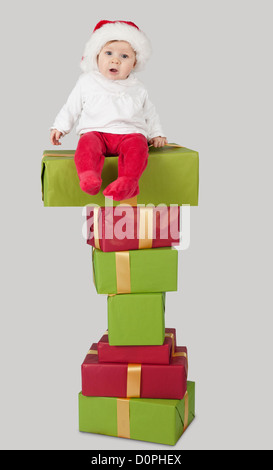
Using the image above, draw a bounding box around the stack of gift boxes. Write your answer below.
[78,204,195,446]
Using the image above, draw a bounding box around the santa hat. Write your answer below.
[80,20,152,73]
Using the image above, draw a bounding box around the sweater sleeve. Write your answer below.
[143,92,165,141]
[51,77,83,135]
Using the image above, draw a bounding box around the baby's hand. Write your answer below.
[50,129,63,145]
[149,136,168,148]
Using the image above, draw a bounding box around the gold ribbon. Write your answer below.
[117,398,130,439]
[91,247,96,288]
[164,332,174,353]
[139,207,153,249]
[86,346,188,434]
[116,389,189,439]
[93,207,101,250]
[43,152,75,157]
[127,364,141,398]
[148,143,183,148]
[103,330,188,369]
[164,332,188,371]
[93,206,154,250]
[183,391,189,431]
[115,251,131,293]
[44,144,182,158]
[86,349,141,398]
[87,349,98,355]
[119,196,138,206]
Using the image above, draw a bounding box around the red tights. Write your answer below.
[74,131,149,201]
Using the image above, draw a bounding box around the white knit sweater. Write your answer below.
[51,71,165,140]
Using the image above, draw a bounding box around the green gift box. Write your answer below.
[108,293,165,345]
[92,247,178,294]
[41,145,199,206]
[78,381,195,446]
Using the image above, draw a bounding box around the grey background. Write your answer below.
[0,0,272,450]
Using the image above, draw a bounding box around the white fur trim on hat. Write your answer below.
[80,21,152,73]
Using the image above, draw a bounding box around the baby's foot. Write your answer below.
[79,171,102,195]
[103,177,139,201]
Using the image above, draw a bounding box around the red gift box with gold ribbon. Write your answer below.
[81,343,188,399]
[86,205,180,252]
[97,328,178,364]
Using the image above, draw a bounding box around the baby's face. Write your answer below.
[97,41,136,80]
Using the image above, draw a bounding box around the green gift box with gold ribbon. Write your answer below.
[78,381,195,446]
[107,292,166,346]
[92,247,178,294]
[41,145,199,207]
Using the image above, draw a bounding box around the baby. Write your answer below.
[50,20,167,201]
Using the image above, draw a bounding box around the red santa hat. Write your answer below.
[80,20,152,73]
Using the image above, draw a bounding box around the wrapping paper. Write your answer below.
[78,381,195,446]
[41,145,199,206]
[86,206,180,252]
[107,293,165,346]
[92,247,178,294]
[97,328,177,364]
[81,343,188,399]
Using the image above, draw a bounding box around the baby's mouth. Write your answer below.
[109,68,118,73]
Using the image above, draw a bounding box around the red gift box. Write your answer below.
[86,205,180,252]
[97,328,177,364]
[81,343,188,399]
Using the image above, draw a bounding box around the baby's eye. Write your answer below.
[105,51,112,55]
[121,54,129,59]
